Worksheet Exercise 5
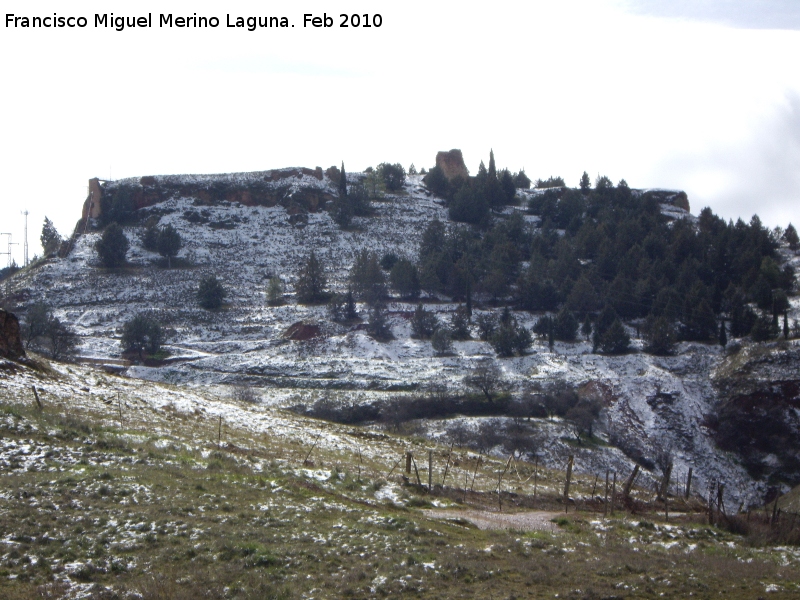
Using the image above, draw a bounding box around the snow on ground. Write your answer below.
[3,171,797,508]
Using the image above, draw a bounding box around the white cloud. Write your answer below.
[1,0,799,264]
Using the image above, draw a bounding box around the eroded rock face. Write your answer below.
[435,149,469,181]
[81,167,335,223]
[712,344,800,484]
[0,309,25,360]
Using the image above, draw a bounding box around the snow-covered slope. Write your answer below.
[4,171,799,508]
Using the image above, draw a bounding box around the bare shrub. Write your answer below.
[231,385,259,404]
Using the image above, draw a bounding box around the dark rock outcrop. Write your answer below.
[284,322,321,341]
[712,344,800,484]
[0,309,25,360]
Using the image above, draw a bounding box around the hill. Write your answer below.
[2,158,799,513]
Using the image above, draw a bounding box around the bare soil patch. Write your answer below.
[423,508,562,532]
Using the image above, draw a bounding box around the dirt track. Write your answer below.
[422,509,562,532]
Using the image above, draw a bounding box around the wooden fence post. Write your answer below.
[685,467,693,499]
[658,462,673,501]
[623,465,640,500]
[32,386,43,410]
[470,452,482,492]
[302,431,322,466]
[564,455,574,513]
[412,456,422,487]
[498,455,513,512]
[604,469,610,518]
[387,455,403,478]
[405,451,412,475]
[441,444,454,487]
[610,471,617,516]
[428,450,433,491]
[771,490,780,527]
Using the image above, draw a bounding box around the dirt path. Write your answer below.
[422,509,562,532]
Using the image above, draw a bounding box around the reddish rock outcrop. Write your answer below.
[283,322,321,341]
[0,309,25,360]
[81,167,334,224]
[435,149,469,181]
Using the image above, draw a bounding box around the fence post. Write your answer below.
[32,386,43,410]
[412,456,422,487]
[498,455,513,512]
[441,444,454,487]
[685,467,693,499]
[428,450,433,491]
[604,469,610,518]
[405,451,412,475]
[610,471,617,516]
[623,465,640,500]
[470,452,482,492]
[658,462,673,501]
[564,455,574,513]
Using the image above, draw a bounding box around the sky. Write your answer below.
[1,0,799,265]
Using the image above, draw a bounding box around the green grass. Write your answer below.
[2,384,800,599]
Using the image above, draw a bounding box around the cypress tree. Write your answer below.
[785,312,790,340]
[339,161,347,198]
[488,149,497,181]
[719,319,727,348]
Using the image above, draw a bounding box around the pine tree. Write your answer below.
[344,288,358,320]
[367,303,393,341]
[784,312,790,340]
[157,224,182,268]
[267,276,284,306]
[599,319,630,354]
[644,316,676,355]
[784,223,799,250]
[95,223,129,268]
[197,275,226,310]
[121,313,163,361]
[40,217,62,256]
[579,171,591,193]
[431,328,453,356]
[581,316,592,341]
[349,250,386,305]
[295,251,328,304]
[411,303,438,339]
[449,305,471,340]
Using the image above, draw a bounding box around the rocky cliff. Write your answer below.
[0,309,25,360]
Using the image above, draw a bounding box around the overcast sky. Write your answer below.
[1,0,799,264]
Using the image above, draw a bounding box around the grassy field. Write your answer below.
[1,362,799,599]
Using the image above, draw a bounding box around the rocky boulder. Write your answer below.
[0,309,25,360]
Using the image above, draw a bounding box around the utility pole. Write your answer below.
[0,233,10,267]
[21,210,29,267]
